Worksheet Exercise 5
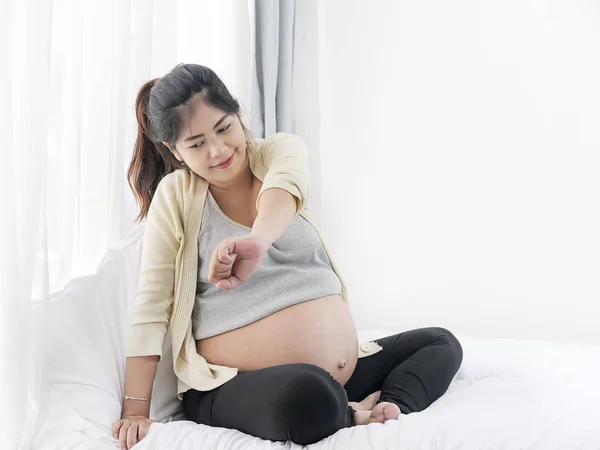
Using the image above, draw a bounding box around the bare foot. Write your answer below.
[348,390,381,411]
[354,402,401,425]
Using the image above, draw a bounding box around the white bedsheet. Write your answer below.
[131,331,600,450]
[33,225,600,449]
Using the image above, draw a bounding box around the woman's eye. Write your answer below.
[191,124,230,148]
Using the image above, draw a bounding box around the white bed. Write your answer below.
[33,225,600,449]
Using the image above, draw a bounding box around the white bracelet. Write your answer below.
[124,395,152,401]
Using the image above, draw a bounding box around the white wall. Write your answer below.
[295,0,600,344]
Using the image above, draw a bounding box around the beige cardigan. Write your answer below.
[125,132,382,398]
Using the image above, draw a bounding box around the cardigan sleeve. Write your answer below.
[125,175,181,359]
[255,133,311,214]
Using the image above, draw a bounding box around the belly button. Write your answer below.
[338,360,346,369]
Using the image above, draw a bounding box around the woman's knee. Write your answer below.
[277,364,350,445]
[429,327,463,371]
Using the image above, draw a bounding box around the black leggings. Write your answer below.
[182,327,463,445]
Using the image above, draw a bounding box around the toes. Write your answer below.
[382,402,401,421]
[366,404,386,424]
[356,402,401,426]
[368,402,400,424]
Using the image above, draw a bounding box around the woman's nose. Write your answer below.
[209,142,227,159]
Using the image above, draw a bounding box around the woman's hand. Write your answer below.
[208,235,270,290]
[112,416,157,449]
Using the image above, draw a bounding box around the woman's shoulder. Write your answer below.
[152,170,185,204]
[250,133,308,163]
[150,169,205,215]
[156,169,204,195]
[252,132,305,148]
[252,132,294,147]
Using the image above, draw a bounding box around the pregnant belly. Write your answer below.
[195,294,359,385]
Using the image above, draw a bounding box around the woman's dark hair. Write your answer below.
[128,63,250,221]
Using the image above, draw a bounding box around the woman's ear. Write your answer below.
[163,141,183,162]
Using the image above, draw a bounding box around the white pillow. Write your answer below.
[42,224,183,443]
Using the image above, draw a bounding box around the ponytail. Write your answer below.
[127,78,181,222]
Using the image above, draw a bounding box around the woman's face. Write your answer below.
[167,95,248,186]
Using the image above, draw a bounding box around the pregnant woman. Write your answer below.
[113,63,463,449]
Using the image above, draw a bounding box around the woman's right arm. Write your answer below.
[121,356,160,418]
[113,174,182,449]
[113,356,159,449]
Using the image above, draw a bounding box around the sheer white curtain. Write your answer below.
[0,0,252,447]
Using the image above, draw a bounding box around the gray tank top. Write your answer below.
[192,191,342,340]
